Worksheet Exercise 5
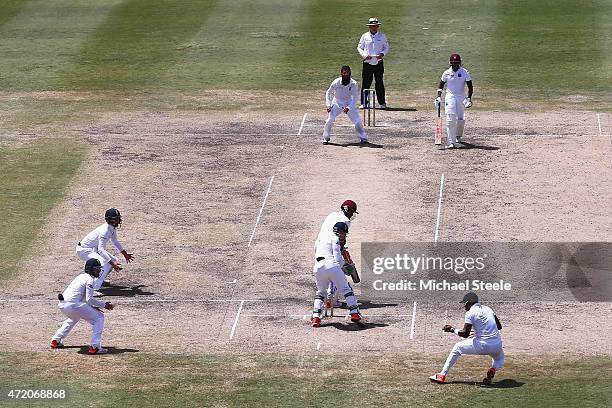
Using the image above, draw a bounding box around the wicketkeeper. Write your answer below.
[430,292,504,385]
[311,222,361,327]
[435,53,473,149]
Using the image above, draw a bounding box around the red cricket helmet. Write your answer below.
[449,53,462,65]
[341,200,358,214]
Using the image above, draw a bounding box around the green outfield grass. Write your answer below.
[0,0,609,104]
[0,140,86,281]
[0,352,610,407]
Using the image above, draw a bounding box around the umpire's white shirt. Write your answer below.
[326,78,360,109]
[79,223,124,263]
[441,67,471,99]
[357,31,389,65]
[61,273,107,309]
[465,303,502,343]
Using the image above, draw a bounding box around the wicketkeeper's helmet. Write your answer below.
[333,222,349,235]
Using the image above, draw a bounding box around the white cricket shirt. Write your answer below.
[464,303,501,342]
[441,67,472,98]
[79,223,124,262]
[326,78,360,109]
[61,273,107,308]
[357,31,389,65]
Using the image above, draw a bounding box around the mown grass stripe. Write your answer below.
[59,0,219,90]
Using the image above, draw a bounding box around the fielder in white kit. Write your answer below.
[311,222,362,327]
[435,53,473,149]
[430,292,504,385]
[322,65,368,144]
[314,200,359,308]
[50,259,115,355]
[76,208,134,291]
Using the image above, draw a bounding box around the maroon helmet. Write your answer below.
[449,53,461,65]
[341,200,358,215]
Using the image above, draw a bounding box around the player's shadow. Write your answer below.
[98,284,155,297]
[382,107,417,112]
[456,141,499,150]
[357,300,399,310]
[77,346,139,355]
[325,141,383,148]
[446,379,524,388]
[327,321,389,331]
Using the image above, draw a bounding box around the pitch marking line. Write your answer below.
[241,313,413,318]
[597,113,603,137]
[229,300,245,340]
[298,113,308,136]
[410,301,417,340]
[434,173,445,243]
[248,175,275,247]
[316,341,322,351]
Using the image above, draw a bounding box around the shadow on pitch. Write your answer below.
[456,141,499,151]
[77,346,140,355]
[324,141,383,148]
[446,379,524,388]
[383,107,417,112]
[98,284,155,297]
[327,321,389,331]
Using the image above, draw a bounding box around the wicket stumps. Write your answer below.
[363,89,376,126]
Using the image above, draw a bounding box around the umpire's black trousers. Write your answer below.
[361,60,386,106]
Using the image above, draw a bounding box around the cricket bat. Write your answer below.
[434,103,442,145]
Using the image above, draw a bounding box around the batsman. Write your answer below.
[435,53,473,149]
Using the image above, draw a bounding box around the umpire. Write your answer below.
[357,17,389,109]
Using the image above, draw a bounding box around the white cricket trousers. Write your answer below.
[441,337,504,376]
[52,301,105,348]
[323,104,367,141]
[444,95,466,144]
[75,245,116,290]
[312,259,358,316]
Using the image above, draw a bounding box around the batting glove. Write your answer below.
[434,96,441,109]
[463,97,472,108]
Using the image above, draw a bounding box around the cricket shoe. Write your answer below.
[445,143,455,149]
[93,291,104,297]
[311,317,321,327]
[379,104,387,109]
[50,339,63,349]
[429,373,446,384]
[482,368,496,385]
[359,139,368,144]
[322,138,330,145]
[350,312,362,322]
[101,280,111,287]
[88,346,108,355]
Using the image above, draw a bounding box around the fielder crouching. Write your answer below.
[311,222,362,327]
[430,292,504,385]
[50,259,115,355]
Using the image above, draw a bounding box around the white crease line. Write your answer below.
[298,113,308,136]
[229,300,245,340]
[410,301,417,340]
[597,113,603,137]
[316,342,322,351]
[225,279,237,284]
[241,313,413,318]
[434,173,445,243]
[0,299,265,303]
[248,175,274,247]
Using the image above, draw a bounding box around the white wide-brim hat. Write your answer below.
[367,17,381,26]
